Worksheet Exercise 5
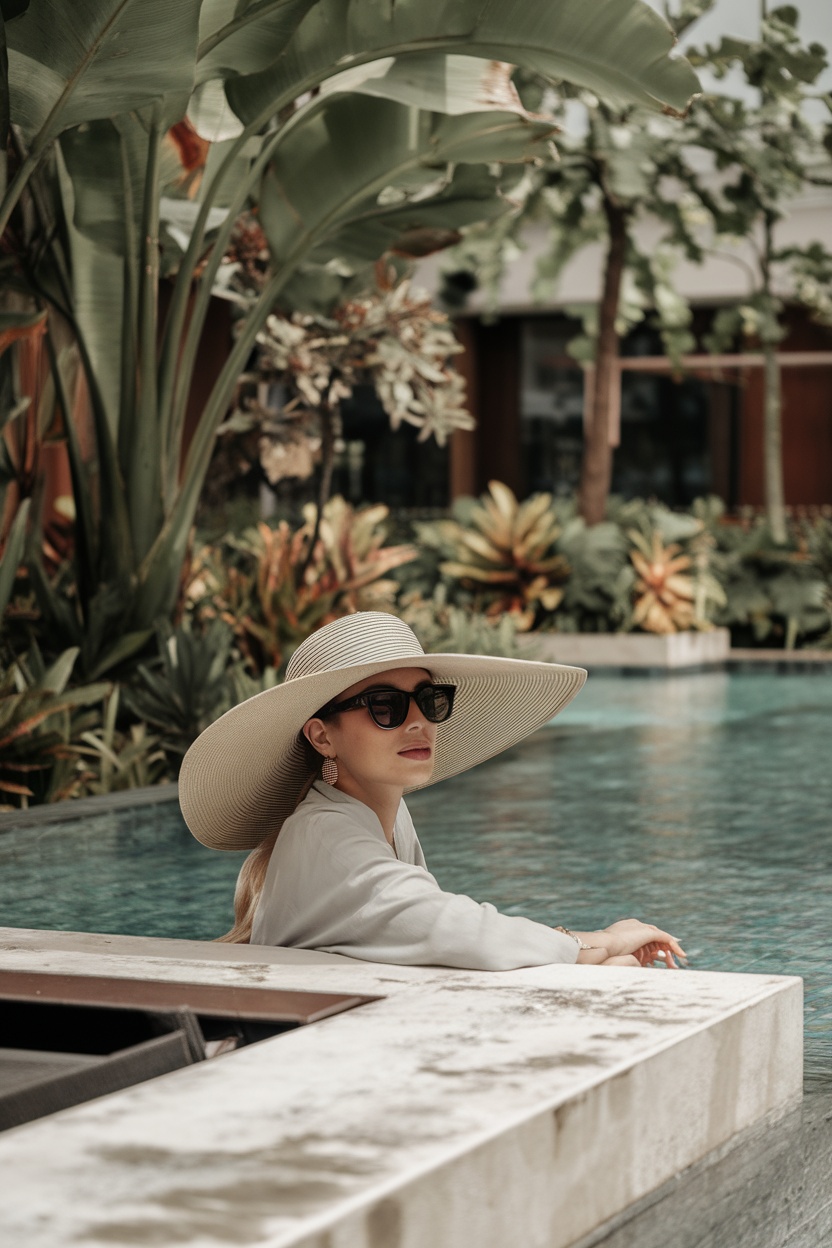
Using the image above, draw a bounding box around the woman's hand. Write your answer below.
[571,919,686,968]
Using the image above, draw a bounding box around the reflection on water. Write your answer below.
[0,671,830,1077]
[410,670,832,1082]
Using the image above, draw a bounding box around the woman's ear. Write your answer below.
[303,717,331,757]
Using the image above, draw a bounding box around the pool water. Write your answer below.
[1,671,830,1079]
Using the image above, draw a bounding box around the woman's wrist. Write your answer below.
[554,926,600,951]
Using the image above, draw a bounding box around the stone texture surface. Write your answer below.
[0,928,803,1248]
[519,629,731,670]
[574,1087,832,1248]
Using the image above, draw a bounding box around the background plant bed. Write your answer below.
[518,628,731,670]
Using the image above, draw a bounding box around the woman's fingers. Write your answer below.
[601,954,640,967]
[634,942,685,969]
[604,920,687,960]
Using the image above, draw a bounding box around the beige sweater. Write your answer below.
[250,782,579,969]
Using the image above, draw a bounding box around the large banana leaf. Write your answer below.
[2,0,703,664]
[59,120,142,257]
[258,94,556,275]
[59,117,187,259]
[319,52,531,116]
[277,164,523,313]
[0,11,9,194]
[5,0,202,139]
[137,97,557,627]
[56,145,128,443]
[1,0,203,234]
[196,0,319,82]
[225,0,699,125]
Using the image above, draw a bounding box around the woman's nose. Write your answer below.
[404,699,428,729]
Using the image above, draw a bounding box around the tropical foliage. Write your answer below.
[686,6,832,544]
[3,489,831,808]
[439,4,832,531]
[0,645,110,805]
[415,480,569,630]
[701,503,832,649]
[628,530,698,634]
[413,484,832,642]
[0,0,699,680]
[185,497,416,672]
[398,586,525,657]
[230,268,474,544]
[441,0,716,525]
[124,618,242,769]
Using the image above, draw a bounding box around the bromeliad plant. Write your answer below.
[418,480,570,631]
[185,496,416,673]
[123,618,241,768]
[418,486,729,636]
[611,497,725,634]
[628,529,698,634]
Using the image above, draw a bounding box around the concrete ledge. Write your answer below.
[575,1086,832,1248]
[0,928,802,1248]
[0,782,179,832]
[728,647,832,670]
[521,628,731,670]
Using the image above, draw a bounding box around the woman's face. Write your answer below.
[305,667,438,794]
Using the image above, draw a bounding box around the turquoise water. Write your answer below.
[1,671,830,1078]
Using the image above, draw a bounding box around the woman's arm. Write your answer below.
[269,821,580,969]
[263,815,684,971]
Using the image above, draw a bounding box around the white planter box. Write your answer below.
[520,627,731,669]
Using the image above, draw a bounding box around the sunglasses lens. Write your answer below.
[366,691,409,728]
[362,685,455,728]
[417,685,453,723]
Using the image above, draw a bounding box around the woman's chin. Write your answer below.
[397,757,435,785]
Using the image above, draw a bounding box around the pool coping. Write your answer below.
[0,782,180,831]
[0,928,804,1248]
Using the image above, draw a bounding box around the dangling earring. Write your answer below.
[322,756,338,786]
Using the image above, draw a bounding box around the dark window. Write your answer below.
[333,385,449,509]
[520,317,722,507]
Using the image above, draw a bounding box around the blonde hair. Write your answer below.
[216,738,322,943]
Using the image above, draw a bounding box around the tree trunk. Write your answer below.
[762,342,787,544]
[759,209,787,546]
[298,400,338,581]
[578,198,628,525]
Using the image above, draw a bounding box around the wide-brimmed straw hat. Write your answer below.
[179,611,586,851]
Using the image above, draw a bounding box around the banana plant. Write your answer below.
[0,0,699,674]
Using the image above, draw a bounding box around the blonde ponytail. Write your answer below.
[216,743,322,943]
[216,832,277,944]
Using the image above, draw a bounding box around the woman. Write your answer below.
[180,612,684,970]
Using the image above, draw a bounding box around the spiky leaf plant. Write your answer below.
[124,618,239,769]
[434,481,570,631]
[0,646,110,807]
[628,530,698,634]
[185,497,416,672]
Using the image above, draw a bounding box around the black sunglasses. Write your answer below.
[319,683,456,730]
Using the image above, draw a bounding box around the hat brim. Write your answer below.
[179,653,586,851]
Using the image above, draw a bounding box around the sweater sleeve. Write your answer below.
[264,815,579,971]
